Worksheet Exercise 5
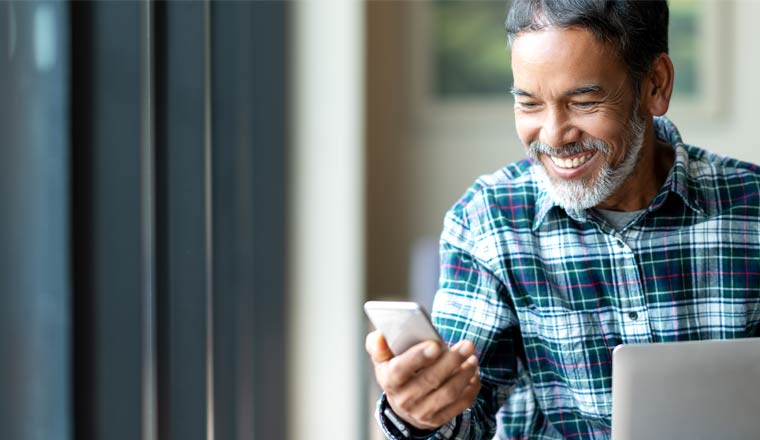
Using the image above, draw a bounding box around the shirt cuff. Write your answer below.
[376,393,461,439]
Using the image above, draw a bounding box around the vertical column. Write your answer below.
[154,2,212,440]
[0,2,70,440]
[70,2,156,439]
[290,1,366,439]
[210,2,289,439]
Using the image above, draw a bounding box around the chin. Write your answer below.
[537,162,610,211]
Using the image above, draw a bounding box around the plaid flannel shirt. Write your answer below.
[377,117,760,439]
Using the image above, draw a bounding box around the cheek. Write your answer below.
[514,115,538,147]
[576,121,629,161]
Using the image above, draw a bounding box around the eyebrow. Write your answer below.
[510,87,534,98]
[509,84,604,98]
[563,84,603,96]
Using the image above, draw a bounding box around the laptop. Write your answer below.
[611,337,760,440]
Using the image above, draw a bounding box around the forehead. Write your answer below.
[511,27,628,93]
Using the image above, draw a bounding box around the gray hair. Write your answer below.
[506,0,669,89]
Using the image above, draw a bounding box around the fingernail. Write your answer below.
[424,342,441,358]
[458,341,474,356]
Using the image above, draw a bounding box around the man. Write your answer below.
[366,1,760,439]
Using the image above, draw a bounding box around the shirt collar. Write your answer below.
[646,116,709,217]
[532,116,708,232]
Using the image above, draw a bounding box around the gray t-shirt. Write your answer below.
[594,208,645,231]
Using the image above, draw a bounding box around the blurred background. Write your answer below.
[1,1,757,440]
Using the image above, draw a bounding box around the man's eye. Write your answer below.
[517,102,539,109]
[573,101,599,109]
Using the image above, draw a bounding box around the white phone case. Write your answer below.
[364,301,442,356]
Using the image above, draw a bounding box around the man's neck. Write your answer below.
[596,125,675,212]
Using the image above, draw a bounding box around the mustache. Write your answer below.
[528,138,610,158]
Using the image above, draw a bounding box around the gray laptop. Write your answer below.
[612,338,760,440]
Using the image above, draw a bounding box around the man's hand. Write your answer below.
[366,330,481,431]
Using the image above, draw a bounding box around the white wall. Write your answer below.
[289,1,365,439]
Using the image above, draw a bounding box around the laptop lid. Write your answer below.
[612,338,760,440]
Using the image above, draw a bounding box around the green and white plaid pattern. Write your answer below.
[377,117,760,439]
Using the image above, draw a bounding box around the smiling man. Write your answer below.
[511,24,674,216]
[366,1,760,439]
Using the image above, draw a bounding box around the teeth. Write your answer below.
[549,152,594,169]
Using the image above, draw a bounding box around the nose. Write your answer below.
[539,106,580,149]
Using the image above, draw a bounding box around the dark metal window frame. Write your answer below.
[70,2,289,440]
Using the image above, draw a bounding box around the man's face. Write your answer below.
[511,27,646,211]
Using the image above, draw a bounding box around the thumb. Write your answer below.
[366,330,393,364]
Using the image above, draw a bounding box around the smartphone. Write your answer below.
[364,301,443,356]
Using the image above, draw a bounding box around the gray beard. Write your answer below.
[527,114,647,211]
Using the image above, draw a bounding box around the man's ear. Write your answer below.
[640,53,674,117]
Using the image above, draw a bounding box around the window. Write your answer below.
[412,0,726,124]
[433,0,512,98]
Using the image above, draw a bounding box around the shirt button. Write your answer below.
[628,311,639,321]
[617,241,626,249]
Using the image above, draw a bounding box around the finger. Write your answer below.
[389,350,477,417]
[365,330,393,365]
[416,355,478,411]
[383,339,445,389]
[394,360,479,430]
[420,367,481,428]
[468,369,479,385]
[401,340,475,395]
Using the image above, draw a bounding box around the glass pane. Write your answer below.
[669,0,700,99]
[433,0,702,100]
[433,0,513,98]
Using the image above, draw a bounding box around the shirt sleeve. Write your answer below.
[430,204,521,439]
[375,393,461,439]
[374,190,521,440]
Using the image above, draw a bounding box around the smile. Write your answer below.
[549,151,596,169]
